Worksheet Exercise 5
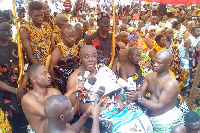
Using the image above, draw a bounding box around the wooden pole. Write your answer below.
[188,60,200,110]
[108,0,115,69]
[12,0,24,87]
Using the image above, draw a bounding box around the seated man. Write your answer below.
[43,95,102,133]
[21,64,80,133]
[67,45,124,112]
[126,49,184,132]
[171,111,200,133]
[49,24,78,78]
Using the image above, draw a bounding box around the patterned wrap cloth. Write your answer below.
[0,108,12,133]
[101,103,153,133]
[149,107,184,133]
[20,22,52,65]
[57,43,79,58]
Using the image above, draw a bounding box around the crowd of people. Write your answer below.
[0,0,200,133]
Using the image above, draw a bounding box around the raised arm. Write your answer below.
[20,28,39,64]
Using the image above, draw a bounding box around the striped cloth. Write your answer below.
[100,103,153,133]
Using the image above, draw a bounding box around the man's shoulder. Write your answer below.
[146,72,157,78]
[47,88,61,95]
[171,123,186,133]
[21,92,36,105]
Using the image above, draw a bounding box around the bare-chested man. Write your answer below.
[43,95,102,133]
[126,49,183,132]
[21,64,61,133]
[21,63,83,133]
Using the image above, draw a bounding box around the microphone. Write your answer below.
[84,77,97,91]
[78,72,84,82]
[82,71,90,82]
[94,86,105,105]
[76,72,85,99]
[127,77,136,91]
[117,78,129,92]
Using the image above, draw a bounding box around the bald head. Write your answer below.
[120,24,128,32]
[55,14,68,28]
[44,95,70,118]
[166,29,174,34]
[79,45,97,57]
[156,49,173,63]
[55,14,68,23]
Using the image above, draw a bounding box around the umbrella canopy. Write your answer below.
[139,0,200,4]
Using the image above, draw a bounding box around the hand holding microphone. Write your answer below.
[94,86,105,105]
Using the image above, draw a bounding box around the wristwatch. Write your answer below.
[138,95,143,103]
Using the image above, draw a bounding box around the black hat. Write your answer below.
[97,12,110,22]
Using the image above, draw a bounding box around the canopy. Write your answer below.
[139,0,200,4]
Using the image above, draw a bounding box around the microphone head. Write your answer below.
[97,86,105,96]
[78,72,84,76]
[88,77,97,85]
[78,72,84,82]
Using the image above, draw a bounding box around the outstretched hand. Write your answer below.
[125,91,139,102]
[17,87,26,102]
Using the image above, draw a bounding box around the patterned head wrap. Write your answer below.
[127,32,139,43]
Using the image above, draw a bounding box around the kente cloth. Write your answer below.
[169,44,189,92]
[138,38,150,53]
[131,63,146,87]
[153,42,166,52]
[20,22,52,65]
[176,94,189,116]
[27,125,36,133]
[53,25,62,45]
[57,43,79,58]
[149,107,184,133]
[0,108,12,133]
[100,103,153,133]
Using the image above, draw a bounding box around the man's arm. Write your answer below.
[0,80,26,99]
[112,57,118,73]
[50,35,56,50]
[49,48,63,78]
[66,71,84,105]
[20,28,39,64]
[21,93,46,118]
[140,80,179,111]
[119,66,128,81]
[148,49,156,64]
[171,123,186,133]
[71,105,92,133]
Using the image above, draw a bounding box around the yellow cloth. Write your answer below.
[20,22,52,65]
[53,25,62,45]
[0,108,12,133]
[57,43,79,58]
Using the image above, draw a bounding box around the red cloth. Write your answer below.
[139,0,200,4]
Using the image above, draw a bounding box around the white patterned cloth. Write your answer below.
[149,107,184,133]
